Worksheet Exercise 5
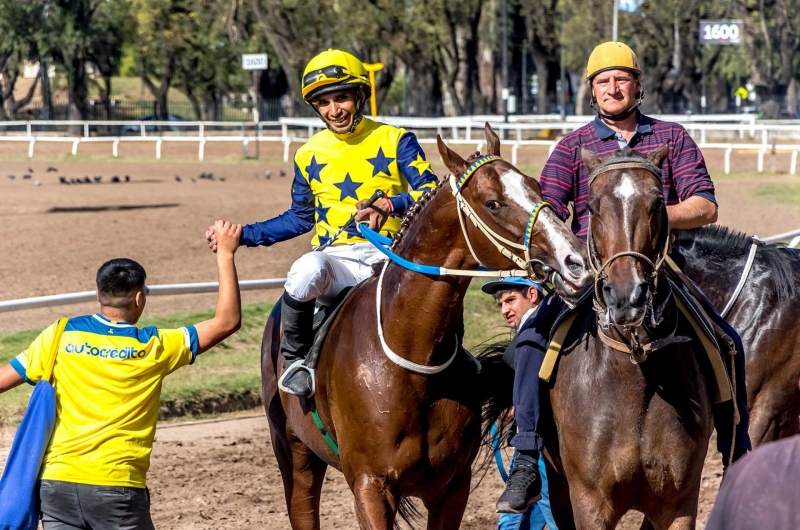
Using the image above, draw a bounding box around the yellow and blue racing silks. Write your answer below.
[10,314,199,488]
[240,118,438,247]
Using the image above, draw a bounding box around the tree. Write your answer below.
[0,0,43,119]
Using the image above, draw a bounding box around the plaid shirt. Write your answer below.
[540,112,716,239]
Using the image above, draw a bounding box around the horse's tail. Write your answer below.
[472,337,516,478]
[396,498,423,530]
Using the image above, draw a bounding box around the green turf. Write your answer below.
[0,283,507,425]
[751,183,800,206]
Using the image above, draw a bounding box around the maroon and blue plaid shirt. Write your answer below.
[540,112,716,240]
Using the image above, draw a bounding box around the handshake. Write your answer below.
[205,220,242,256]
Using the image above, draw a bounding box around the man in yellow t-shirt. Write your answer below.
[0,220,243,530]
[206,49,438,397]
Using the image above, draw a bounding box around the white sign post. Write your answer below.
[242,54,268,158]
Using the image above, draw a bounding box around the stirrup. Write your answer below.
[278,359,316,397]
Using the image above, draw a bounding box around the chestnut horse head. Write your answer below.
[582,143,670,326]
[436,123,591,299]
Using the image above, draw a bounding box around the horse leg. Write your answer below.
[351,474,399,530]
[569,484,622,530]
[271,426,328,530]
[424,470,471,530]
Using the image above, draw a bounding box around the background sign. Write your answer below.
[242,54,268,70]
[699,20,743,45]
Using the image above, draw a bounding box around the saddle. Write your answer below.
[305,286,357,370]
[538,277,734,405]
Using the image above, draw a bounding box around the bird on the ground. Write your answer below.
[70,178,78,184]
[279,170,286,178]
[46,167,58,173]
[175,175,181,182]
[219,177,226,182]
[23,174,31,180]
[94,176,102,183]
[27,167,34,173]
[83,177,91,184]
[124,175,130,182]
[265,170,272,179]
[111,176,120,183]
[34,180,41,186]
[59,177,68,185]
[7,175,15,180]
[190,177,196,183]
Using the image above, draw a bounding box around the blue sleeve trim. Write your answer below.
[691,190,717,205]
[240,162,315,247]
[185,326,199,364]
[9,358,33,386]
[397,133,437,185]
[388,193,413,217]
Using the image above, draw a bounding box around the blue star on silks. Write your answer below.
[315,200,330,224]
[305,156,326,183]
[334,173,362,201]
[366,147,395,177]
[345,224,362,239]
[318,229,332,247]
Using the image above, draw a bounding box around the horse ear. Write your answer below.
[647,143,670,167]
[581,148,602,174]
[437,135,467,176]
[484,122,501,156]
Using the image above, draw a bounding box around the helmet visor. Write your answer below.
[303,65,351,88]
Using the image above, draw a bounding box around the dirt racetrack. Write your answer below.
[0,139,799,528]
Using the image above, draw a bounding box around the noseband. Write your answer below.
[449,155,551,280]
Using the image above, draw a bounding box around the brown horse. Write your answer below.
[261,124,591,529]
[675,226,800,445]
[545,145,716,530]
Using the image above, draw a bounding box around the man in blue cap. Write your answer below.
[482,278,558,530]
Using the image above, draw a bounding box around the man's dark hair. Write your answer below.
[491,285,531,301]
[96,258,147,307]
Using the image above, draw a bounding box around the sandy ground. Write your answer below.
[0,412,722,529]
[0,139,797,528]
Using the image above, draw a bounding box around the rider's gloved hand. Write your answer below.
[355,196,392,231]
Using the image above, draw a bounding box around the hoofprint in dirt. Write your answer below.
[0,412,724,529]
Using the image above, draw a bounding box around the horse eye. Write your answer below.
[485,200,502,212]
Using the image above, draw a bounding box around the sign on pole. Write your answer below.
[699,20,743,45]
[242,54,268,70]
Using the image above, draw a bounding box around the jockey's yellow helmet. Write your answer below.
[586,42,641,80]
[301,49,371,103]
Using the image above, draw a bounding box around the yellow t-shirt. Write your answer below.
[10,314,199,488]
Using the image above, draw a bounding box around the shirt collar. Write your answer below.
[592,111,652,140]
[517,306,539,330]
[94,313,133,328]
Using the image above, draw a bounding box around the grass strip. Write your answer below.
[0,283,508,425]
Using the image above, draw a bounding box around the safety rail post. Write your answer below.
[140,123,146,137]
[512,143,521,165]
[791,150,798,175]
[199,139,206,162]
[199,122,205,139]
[451,126,458,140]
[72,139,79,156]
[724,146,732,175]
[283,139,291,163]
[758,147,767,173]
[28,139,35,158]
[83,122,89,138]
[156,138,163,160]
[113,139,120,157]
[701,127,706,144]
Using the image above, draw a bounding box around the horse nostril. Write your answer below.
[565,254,584,277]
[602,284,616,305]
[632,281,650,306]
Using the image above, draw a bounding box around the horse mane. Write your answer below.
[678,225,799,300]
[389,175,447,252]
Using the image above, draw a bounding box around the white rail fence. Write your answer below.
[2,226,799,314]
[1,115,800,173]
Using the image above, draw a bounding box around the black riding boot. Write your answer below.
[279,292,315,397]
[496,450,542,514]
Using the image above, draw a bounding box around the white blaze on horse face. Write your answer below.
[613,172,645,293]
[499,169,585,283]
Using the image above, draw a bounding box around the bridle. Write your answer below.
[586,156,674,362]
[448,155,551,280]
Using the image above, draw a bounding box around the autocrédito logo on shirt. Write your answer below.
[64,342,147,360]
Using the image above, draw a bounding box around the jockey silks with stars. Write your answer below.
[207,49,437,397]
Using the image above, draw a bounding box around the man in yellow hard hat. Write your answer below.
[496,41,751,513]
[206,49,437,397]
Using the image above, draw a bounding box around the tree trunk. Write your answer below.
[575,79,589,115]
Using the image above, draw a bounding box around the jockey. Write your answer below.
[207,49,437,397]
[496,41,751,514]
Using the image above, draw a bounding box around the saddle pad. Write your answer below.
[538,287,733,405]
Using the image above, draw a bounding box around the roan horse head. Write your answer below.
[437,123,591,300]
[582,144,671,326]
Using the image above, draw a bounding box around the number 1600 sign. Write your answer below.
[699,21,742,45]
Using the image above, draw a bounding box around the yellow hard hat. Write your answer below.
[586,42,641,80]
[301,49,371,102]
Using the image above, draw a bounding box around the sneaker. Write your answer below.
[495,452,542,514]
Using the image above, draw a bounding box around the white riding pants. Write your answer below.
[284,244,385,305]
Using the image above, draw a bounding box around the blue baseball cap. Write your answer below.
[481,277,544,295]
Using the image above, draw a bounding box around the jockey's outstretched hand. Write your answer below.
[205,224,218,253]
[213,220,242,256]
[355,197,391,231]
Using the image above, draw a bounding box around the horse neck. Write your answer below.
[677,240,746,311]
[379,190,475,365]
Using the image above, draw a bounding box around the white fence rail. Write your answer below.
[0,279,287,314]
[1,115,800,173]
